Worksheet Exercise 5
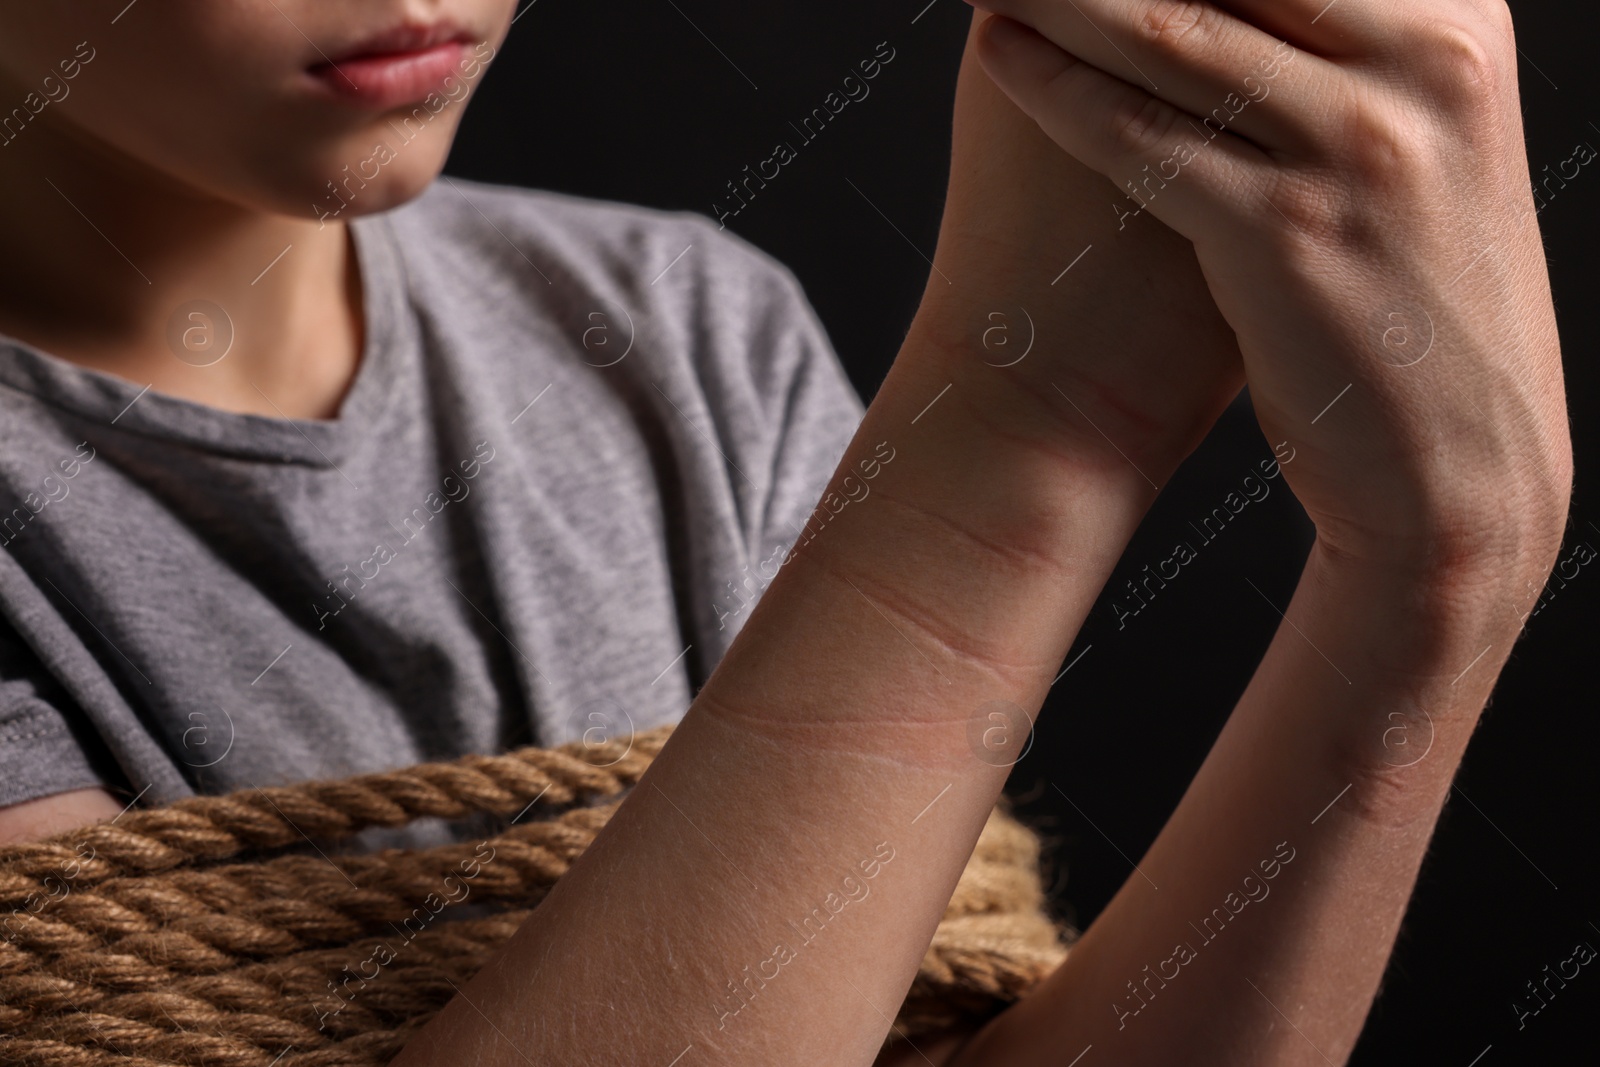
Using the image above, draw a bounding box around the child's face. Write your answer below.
[0,1,516,219]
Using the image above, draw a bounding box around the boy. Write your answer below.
[0,1,1569,1064]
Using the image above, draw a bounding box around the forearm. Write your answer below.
[387,15,1258,1063]
[389,329,1155,1066]
[382,9,1270,1057]
[951,542,1547,1066]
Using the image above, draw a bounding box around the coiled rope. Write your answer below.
[0,726,1070,1065]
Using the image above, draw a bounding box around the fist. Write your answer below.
[913,12,1244,491]
[968,0,1571,589]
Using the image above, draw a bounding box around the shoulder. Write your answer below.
[378,177,842,415]
[384,178,807,311]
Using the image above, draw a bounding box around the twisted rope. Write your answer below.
[0,730,662,906]
[0,727,1071,1065]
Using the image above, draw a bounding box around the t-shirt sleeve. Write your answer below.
[0,617,113,809]
[652,216,867,661]
[694,220,868,567]
[751,265,867,565]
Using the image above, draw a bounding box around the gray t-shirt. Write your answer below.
[0,179,864,841]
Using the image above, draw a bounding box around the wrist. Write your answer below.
[695,337,1154,767]
[1305,539,1534,683]
[897,299,1209,501]
[917,16,1246,488]
[1308,501,1567,647]
[1277,542,1534,823]
[867,322,1160,557]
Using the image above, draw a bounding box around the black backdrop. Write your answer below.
[446,1,1598,1061]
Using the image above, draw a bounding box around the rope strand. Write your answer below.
[0,728,1070,1065]
[0,730,665,904]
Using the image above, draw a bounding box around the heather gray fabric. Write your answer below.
[0,179,864,845]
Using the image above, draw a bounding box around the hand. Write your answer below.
[909,12,1244,493]
[966,0,1571,593]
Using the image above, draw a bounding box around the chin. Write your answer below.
[287,123,458,227]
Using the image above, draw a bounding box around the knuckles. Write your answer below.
[1105,89,1183,161]
[1301,13,1512,180]
[1335,89,1427,194]
[1407,16,1509,119]
[1114,5,1518,252]
[1268,84,1476,253]
[1130,0,1221,58]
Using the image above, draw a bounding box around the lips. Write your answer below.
[307,23,477,110]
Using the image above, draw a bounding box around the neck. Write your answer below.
[0,112,363,420]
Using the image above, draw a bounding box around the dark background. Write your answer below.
[447,1,1597,1061]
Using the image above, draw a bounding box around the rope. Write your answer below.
[0,726,1071,1064]
[0,729,662,905]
